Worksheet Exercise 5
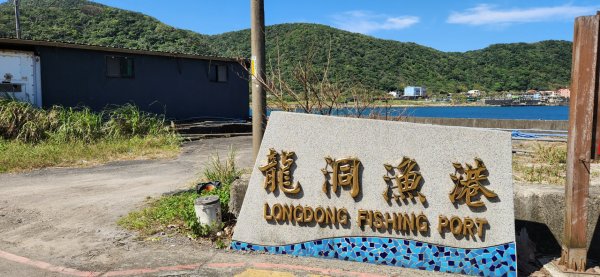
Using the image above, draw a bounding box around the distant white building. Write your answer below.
[467,90,481,97]
[403,86,427,98]
[388,91,401,98]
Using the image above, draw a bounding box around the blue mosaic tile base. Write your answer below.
[231,237,516,276]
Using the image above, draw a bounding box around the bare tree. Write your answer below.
[347,86,376,118]
[240,37,382,118]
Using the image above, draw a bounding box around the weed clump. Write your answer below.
[513,143,567,185]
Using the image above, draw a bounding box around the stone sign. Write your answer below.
[232,112,517,276]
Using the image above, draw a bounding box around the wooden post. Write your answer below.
[560,12,600,272]
[251,0,267,161]
[14,0,21,39]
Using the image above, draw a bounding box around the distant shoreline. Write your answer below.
[371,103,485,108]
[264,101,487,109]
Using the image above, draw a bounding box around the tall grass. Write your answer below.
[0,100,175,143]
[52,106,103,143]
[0,99,180,173]
[203,148,243,187]
[201,148,245,214]
[0,100,55,142]
[103,104,170,138]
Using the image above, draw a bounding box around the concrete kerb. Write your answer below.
[513,184,600,260]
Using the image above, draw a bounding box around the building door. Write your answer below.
[0,50,41,107]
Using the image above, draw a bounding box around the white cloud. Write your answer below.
[447,4,597,26]
[332,11,419,34]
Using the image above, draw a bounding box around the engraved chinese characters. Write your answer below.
[258,150,498,209]
[258,148,302,194]
[449,158,498,207]
[322,157,362,198]
[383,157,426,204]
[256,149,497,240]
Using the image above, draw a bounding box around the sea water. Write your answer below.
[256,106,569,120]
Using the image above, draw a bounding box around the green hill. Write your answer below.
[0,0,216,55]
[0,0,572,93]
[209,24,571,93]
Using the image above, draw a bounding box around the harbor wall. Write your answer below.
[404,117,568,130]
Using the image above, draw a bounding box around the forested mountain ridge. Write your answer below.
[0,0,216,55]
[0,0,572,93]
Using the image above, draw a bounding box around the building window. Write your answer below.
[209,64,228,83]
[106,56,134,78]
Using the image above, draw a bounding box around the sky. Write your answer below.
[88,1,599,52]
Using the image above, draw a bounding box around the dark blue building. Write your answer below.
[0,38,249,120]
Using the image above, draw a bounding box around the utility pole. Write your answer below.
[559,11,600,272]
[14,0,21,39]
[251,0,266,161]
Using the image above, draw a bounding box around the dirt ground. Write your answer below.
[0,136,440,276]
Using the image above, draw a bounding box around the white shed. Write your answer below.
[0,50,42,107]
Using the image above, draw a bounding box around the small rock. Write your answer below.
[16,219,22,224]
[216,231,223,237]
[229,174,251,218]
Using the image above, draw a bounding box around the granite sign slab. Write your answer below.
[232,112,517,276]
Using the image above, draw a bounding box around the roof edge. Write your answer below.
[0,38,246,63]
